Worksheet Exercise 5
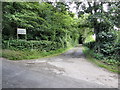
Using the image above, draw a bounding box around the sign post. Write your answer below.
[17,28,26,40]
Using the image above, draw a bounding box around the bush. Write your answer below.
[93,53,104,60]
[98,31,116,42]
[2,40,62,51]
[84,30,120,66]
[83,41,95,49]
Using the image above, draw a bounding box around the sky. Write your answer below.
[68,1,109,15]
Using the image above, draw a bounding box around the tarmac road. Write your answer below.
[2,59,107,88]
[2,46,118,88]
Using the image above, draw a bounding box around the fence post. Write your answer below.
[7,41,9,49]
[31,43,33,51]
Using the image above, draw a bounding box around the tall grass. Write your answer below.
[2,47,72,60]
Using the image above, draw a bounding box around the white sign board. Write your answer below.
[17,28,26,34]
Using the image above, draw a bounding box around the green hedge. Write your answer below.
[84,31,120,63]
[2,40,62,51]
[83,41,95,49]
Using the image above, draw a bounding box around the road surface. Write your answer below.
[2,46,118,88]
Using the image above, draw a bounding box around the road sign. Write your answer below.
[17,28,27,40]
[17,28,26,34]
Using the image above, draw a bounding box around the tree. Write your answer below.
[2,2,79,48]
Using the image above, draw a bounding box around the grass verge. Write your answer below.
[2,47,72,60]
[82,46,120,74]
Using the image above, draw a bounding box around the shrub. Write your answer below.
[98,31,116,43]
[93,53,104,60]
[84,41,95,49]
[2,40,62,51]
[84,30,120,65]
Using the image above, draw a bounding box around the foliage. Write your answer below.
[80,2,120,65]
[2,2,79,48]
[83,46,120,73]
[83,41,95,49]
[84,35,95,43]
[84,30,120,63]
[76,13,94,43]
[2,40,62,51]
[2,47,71,60]
[2,1,120,67]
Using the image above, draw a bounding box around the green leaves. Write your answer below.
[2,2,79,48]
[2,40,62,51]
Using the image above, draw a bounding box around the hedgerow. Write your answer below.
[2,40,62,51]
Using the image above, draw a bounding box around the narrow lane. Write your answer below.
[2,46,118,88]
[2,58,106,88]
